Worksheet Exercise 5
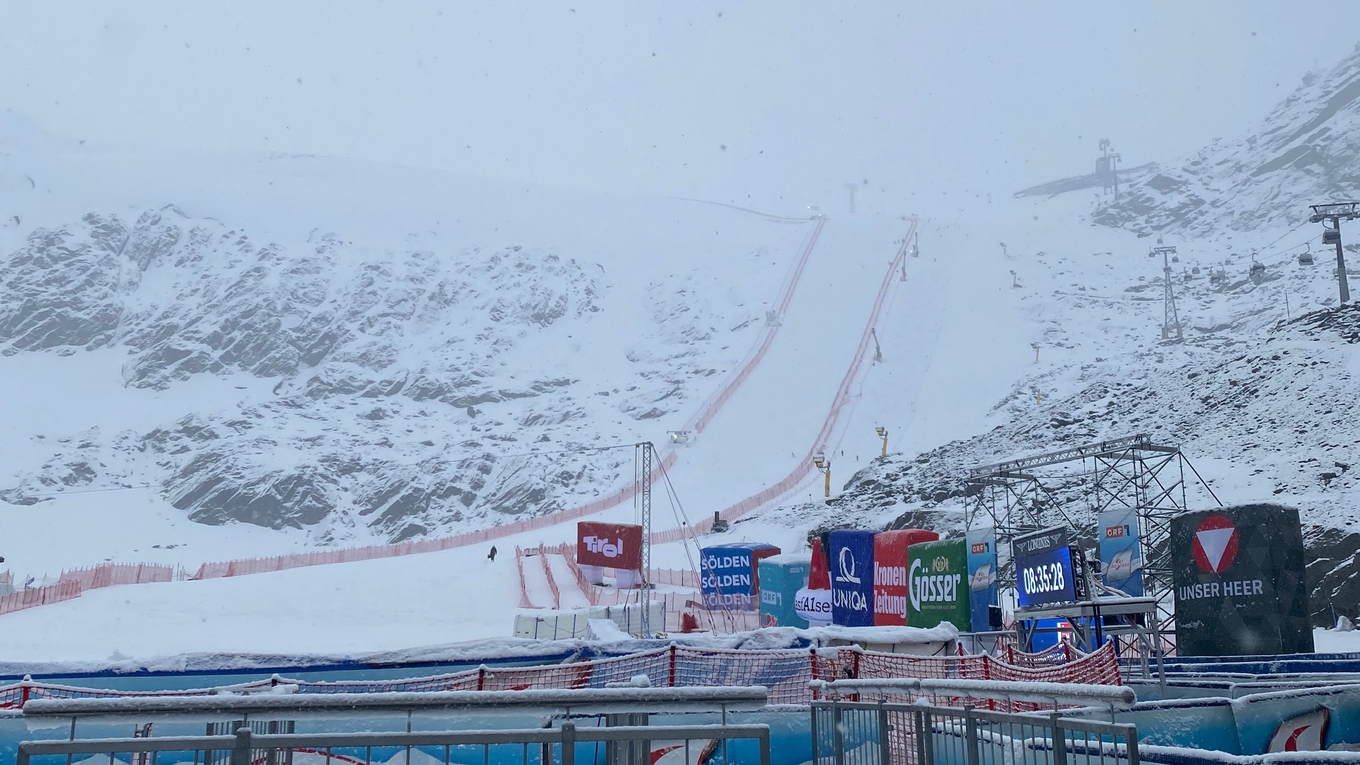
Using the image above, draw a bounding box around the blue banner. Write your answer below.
[700,544,757,611]
[1098,509,1144,597]
[829,529,875,626]
[965,527,999,631]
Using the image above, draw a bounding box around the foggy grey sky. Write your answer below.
[3,1,1359,211]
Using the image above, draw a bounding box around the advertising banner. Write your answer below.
[829,529,876,627]
[759,554,811,628]
[906,538,970,631]
[577,522,643,570]
[1098,509,1144,597]
[1172,504,1312,656]
[965,527,999,631]
[1013,526,1077,608]
[872,529,937,625]
[700,543,780,612]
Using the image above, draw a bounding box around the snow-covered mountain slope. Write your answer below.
[0,147,817,567]
[1092,43,1360,237]
[752,51,1360,624]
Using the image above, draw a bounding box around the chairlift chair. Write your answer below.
[1299,243,1315,266]
[1249,260,1266,285]
[1324,229,1341,245]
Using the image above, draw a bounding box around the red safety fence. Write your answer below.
[182,223,832,585]
[0,580,82,617]
[59,563,173,590]
[0,639,1117,710]
[537,550,562,610]
[653,218,918,545]
[682,217,825,436]
[514,546,533,609]
[840,641,1123,712]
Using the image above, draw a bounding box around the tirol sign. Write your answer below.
[576,522,643,570]
[1172,504,1312,656]
[829,529,875,627]
[905,537,970,631]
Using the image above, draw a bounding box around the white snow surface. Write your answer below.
[2,7,1360,665]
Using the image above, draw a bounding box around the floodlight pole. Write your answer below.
[1309,202,1357,305]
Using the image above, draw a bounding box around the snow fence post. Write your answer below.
[230,727,253,765]
[477,666,487,691]
[1050,712,1067,765]
[560,721,576,765]
[809,648,820,701]
[963,706,980,765]
[667,644,677,688]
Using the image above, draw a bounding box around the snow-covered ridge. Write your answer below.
[1093,43,1360,236]
[0,203,808,545]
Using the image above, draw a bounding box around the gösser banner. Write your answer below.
[576,522,643,570]
[830,529,876,627]
[906,537,970,631]
[965,527,999,631]
[1098,508,1144,597]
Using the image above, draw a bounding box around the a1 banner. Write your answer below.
[830,529,876,627]
[1098,509,1144,597]
[965,527,999,631]
[577,522,643,570]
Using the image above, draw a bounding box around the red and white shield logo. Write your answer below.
[1269,707,1329,752]
[1192,514,1239,574]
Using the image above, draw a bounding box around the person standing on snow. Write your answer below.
[487,545,498,561]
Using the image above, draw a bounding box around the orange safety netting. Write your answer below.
[0,637,1118,710]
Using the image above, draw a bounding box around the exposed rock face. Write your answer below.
[0,208,773,542]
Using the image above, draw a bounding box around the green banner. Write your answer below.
[906,538,971,631]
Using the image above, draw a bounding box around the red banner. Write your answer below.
[874,528,939,625]
[577,522,643,570]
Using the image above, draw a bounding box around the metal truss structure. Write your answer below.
[965,434,1222,604]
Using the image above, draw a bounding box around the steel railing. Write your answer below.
[813,699,1138,765]
[18,722,771,765]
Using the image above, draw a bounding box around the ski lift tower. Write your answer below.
[1096,139,1122,198]
[1152,243,1182,342]
[1309,202,1358,304]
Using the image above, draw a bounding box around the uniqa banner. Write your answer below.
[829,529,875,627]
[965,527,998,631]
[1097,508,1144,597]
[906,537,970,631]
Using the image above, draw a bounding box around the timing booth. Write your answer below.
[1012,525,1166,680]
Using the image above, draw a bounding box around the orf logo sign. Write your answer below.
[1192,514,1239,575]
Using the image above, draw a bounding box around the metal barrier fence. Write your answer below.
[812,699,1139,765]
[17,722,771,765]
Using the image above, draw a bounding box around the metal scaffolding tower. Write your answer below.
[964,434,1221,604]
